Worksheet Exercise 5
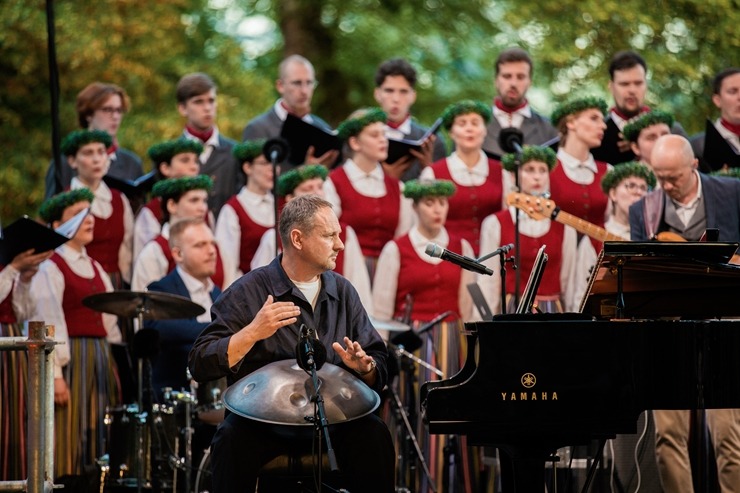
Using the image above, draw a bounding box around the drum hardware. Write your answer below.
[386,312,450,493]
[84,291,205,493]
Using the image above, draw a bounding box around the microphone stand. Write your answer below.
[477,247,514,315]
[303,350,339,476]
[499,127,524,310]
[263,139,289,258]
[512,145,523,310]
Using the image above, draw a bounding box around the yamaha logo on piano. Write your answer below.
[500,372,559,401]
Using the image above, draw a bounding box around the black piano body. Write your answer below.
[420,241,740,491]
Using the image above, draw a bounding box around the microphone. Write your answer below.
[425,243,493,276]
[295,324,327,372]
[499,127,524,154]
[476,243,514,263]
[263,137,290,163]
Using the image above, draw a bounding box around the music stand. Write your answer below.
[516,245,548,314]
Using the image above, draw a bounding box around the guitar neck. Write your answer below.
[553,210,626,242]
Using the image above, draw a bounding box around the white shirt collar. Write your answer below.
[447,150,490,178]
[71,177,113,201]
[183,127,221,148]
[343,158,385,181]
[492,102,532,119]
[57,242,89,262]
[273,99,314,124]
[176,265,215,295]
[409,225,449,249]
[384,116,413,137]
[240,186,274,206]
[557,148,598,173]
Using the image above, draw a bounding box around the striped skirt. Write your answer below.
[0,322,27,480]
[54,337,120,478]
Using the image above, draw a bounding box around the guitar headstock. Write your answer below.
[505,192,557,221]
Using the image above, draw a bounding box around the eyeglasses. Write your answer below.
[285,79,318,89]
[99,106,125,115]
[621,182,648,193]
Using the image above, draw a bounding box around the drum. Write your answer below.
[103,402,180,488]
[195,377,227,425]
[194,447,212,493]
[104,404,150,485]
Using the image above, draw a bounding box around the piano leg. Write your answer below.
[499,444,552,493]
[499,440,607,493]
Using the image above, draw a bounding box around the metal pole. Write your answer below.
[0,323,58,493]
[44,325,56,491]
[26,322,47,493]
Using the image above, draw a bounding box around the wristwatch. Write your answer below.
[356,359,376,376]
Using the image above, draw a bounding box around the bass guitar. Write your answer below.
[506,192,740,264]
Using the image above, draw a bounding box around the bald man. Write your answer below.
[629,134,740,492]
[240,54,337,170]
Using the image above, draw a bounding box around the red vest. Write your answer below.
[497,210,565,296]
[393,234,462,321]
[87,189,126,274]
[49,253,107,338]
[329,167,401,258]
[153,234,226,289]
[225,195,271,274]
[431,158,503,256]
[143,197,164,224]
[549,160,609,251]
[0,266,16,324]
[335,228,347,275]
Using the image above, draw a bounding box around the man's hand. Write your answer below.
[332,337,376,377]
[616,133,632,153]
[227,295,301,368]
[305,146,339,168]
[410,134,438,169]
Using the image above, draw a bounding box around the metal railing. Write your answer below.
[0,321,59,493]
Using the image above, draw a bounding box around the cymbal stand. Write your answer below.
[389,343,441,493]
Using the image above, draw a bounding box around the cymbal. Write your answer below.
[223,360,380,426]
[82,290,205,320]
[369,316,410,332]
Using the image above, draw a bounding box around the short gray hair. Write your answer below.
[279,194,333,248]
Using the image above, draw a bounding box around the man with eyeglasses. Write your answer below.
[241,54,338,171]
[629,134,740,492]
[44,82,144,199]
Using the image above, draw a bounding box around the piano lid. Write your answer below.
[580,241,740,320]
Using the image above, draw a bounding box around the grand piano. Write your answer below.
[421,241,740,492]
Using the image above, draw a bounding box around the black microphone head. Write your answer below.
[263,137,290,163]
[498,127,524,154]
[132,328,160,359]
[295,326,327,372]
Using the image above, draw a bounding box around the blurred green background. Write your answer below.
[2,0,738,220]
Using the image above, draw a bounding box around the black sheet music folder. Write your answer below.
[386,118,443,164]
[280,113,341,165]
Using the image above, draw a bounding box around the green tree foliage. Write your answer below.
[2,0,738,220]
[0,0,271,220]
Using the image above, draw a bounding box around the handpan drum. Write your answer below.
[223,360,380,426]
